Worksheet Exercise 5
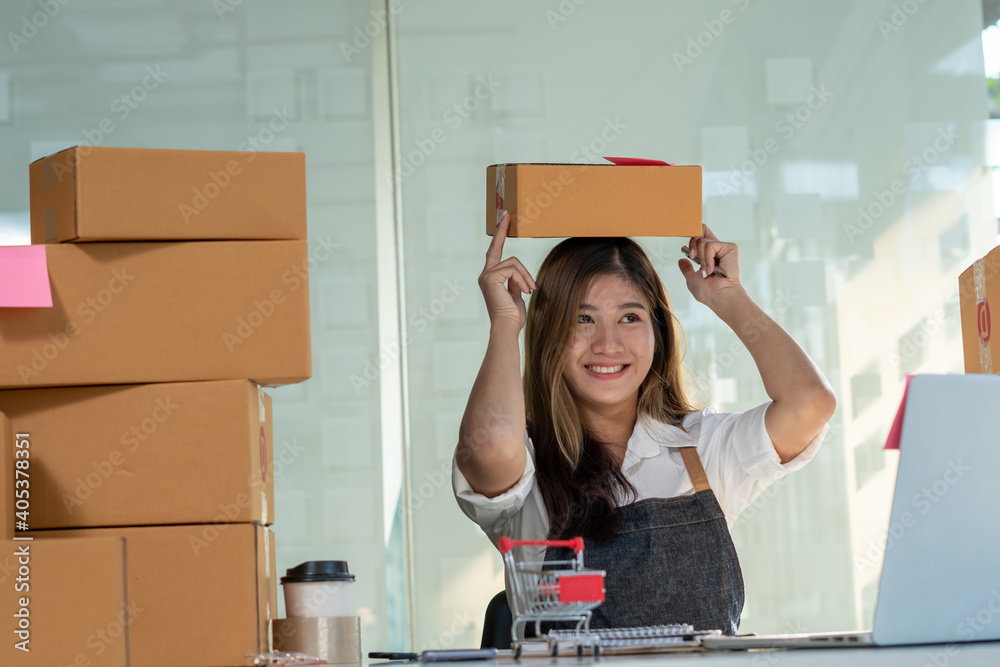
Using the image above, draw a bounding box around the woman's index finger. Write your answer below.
[485,210,510,268]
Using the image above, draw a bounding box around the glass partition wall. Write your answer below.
[394,0,995,647]
[0,0,994,651]
[0,0,406,651]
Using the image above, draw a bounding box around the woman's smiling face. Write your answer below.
[562,273,656,415]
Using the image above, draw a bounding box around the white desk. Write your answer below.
[585,642,1000,664]
[385,642,1000,666]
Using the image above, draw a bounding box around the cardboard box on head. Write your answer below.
[486,162,702,238]
[0,380,274,529]
[31,146,307,243]
[0,240,312,388]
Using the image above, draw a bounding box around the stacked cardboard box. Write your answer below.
[1,146,311,667]
[960,245,1000,375]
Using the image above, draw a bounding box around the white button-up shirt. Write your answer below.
[452,401,826,566]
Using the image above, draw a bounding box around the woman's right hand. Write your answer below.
[479,211,538,330]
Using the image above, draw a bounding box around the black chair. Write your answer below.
[480,590,513,649]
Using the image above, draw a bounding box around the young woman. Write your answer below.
[452,212,836,634]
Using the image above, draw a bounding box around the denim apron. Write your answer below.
[544,447,745,634]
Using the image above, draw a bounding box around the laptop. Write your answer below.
[702,374,1000,650]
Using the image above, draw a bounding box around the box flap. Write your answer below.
[29,147,80,243]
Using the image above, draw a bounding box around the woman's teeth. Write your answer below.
[586,365,626,374]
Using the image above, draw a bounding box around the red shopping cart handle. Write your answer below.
[499,536,584,554]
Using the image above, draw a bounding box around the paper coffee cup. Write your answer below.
[281,560,355,618]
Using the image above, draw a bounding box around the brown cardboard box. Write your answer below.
[0,240,311,388]
[1,536,129,667]
[485,163,703,238]
[959,245,1000,374]
[28,524,276,667]
[0,413,12,539]
[0,380,274,529]
[1,413,10,540]
[31,146,307,243]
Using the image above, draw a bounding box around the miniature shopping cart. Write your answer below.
[499,537,606,659]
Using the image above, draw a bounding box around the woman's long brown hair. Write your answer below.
[523,237,697,541]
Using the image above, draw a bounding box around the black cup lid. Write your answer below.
[280,560,356,584]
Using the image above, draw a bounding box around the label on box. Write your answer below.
[974,258,994,374]
[495,164,505,225]
[979,300,991,345]
[0,246,53,307]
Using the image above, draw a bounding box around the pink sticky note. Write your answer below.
[603,156,675,166]
[0,245,53,307]
[884,375,914,450]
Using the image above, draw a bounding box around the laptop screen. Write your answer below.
[872,374,1000,645]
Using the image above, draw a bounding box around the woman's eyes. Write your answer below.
[576,314,639,323]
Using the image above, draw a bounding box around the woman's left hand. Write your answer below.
[678,224,742,307]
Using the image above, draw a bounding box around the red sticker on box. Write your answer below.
[979,299,991,345]
[603,156,674,166]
